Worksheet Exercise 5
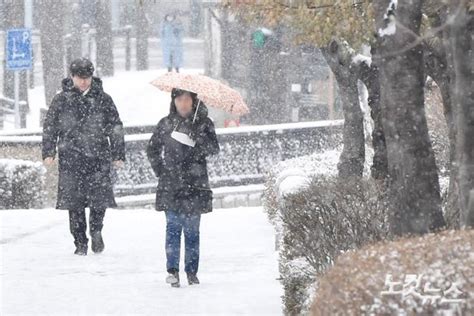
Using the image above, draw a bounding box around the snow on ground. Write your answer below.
[0,207,282,315]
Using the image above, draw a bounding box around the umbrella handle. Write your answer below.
[193,99,201,124]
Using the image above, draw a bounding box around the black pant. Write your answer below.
[69,208,106,246]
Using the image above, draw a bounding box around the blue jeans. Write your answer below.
[165,211,201,274]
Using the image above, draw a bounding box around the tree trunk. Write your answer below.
[65,3,82,68]
[359,53,388,181]
[322,40,365,178]
[190,0,202,38]
[444,3,474,228]
[374,0,445,236]
[136,3,149,71]
[423,40,459,228]
[38,0,65,107]
[95,0,114,77]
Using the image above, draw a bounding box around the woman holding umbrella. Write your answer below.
[147,88,219,288]
[148,72,248,288]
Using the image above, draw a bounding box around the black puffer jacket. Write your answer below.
[42,77,125,210]
[146,100,220,214]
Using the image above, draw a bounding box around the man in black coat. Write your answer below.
[42,58,125,256]
[147,88,219,287]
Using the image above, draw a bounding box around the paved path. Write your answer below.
[0,207,282,315]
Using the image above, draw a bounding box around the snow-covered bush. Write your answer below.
[0,159,46,209]
[264,149,341,226]
[282,178,390,315]
[281,177,390,272]
[264,150,390,315]
[311,229,474,315]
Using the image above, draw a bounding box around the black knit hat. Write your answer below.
[70,58,94,78]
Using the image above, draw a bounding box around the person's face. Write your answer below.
[175,93,193,118]
[166,15,175,22]
[72,75,92,92]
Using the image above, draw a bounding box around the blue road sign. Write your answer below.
[6,28,33,71]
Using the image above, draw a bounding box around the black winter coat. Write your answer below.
[42,77,125,210]
[146,103,219,214]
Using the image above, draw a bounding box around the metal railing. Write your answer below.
[0,95,28,129]
[0,120,344,196]
[116,120,344,195]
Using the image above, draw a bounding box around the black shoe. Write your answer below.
[166,271,180,288]
[187,273,200,285]
[74,244,88,256]
[91,231,105,253]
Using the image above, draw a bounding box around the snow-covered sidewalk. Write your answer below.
[0,207,282,315]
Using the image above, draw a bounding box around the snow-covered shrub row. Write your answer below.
[264,150,390,315]
[263,150,341,315]
[115,124,343,195]
[311,229,474,315]
[0,159,45,209]
[264,149,341,225]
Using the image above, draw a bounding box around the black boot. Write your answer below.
[187,273,200,285]
[74,243,88,256]
[90,208,105,253]
[69,209,88,256]
[166,270,180,288]
[91,231,105,253]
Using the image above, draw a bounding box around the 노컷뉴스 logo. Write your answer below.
[380,274,467,315]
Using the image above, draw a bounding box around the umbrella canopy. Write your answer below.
[150,72,249,116]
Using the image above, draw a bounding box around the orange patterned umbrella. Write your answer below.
[150,72,250,116]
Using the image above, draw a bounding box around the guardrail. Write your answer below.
[0,96,28,129]
[0,120,344,196]
[0,123,158,137]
